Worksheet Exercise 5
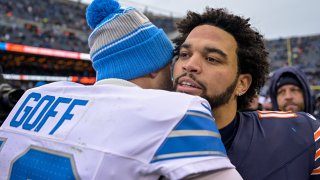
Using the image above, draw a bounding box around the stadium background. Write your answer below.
[1,0,319,95]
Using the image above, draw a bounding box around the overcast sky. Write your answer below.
[80,0,320,40]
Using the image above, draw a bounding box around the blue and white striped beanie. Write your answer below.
[86,0,174,81]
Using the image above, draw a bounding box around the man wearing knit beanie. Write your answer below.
[0,0,241,179]
[86,0,174,88]
[269,66,314,113]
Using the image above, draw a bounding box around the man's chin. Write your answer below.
[284,105,300,112]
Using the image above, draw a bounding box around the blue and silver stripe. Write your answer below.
[151,110,226,163]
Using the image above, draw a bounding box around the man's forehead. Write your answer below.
[277,84,302,91]
[182,25,237,56]
[186,25,235,42]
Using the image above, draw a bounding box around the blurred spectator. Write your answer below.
[0,66,24,123]
[269,66,314,114]
[261,96,273,111]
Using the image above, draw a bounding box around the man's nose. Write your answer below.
[283,91,294,99]
[182,55,202,74]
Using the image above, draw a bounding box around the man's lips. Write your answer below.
[176,76,203,95]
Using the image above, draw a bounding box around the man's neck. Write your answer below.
[130,76,153,89]
[213,101,237,129]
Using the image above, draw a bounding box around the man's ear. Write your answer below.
[236,74,252,96]
[149,72,158,78]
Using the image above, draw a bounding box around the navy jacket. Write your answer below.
[228,111,320,180]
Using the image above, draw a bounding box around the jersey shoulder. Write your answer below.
[256,111,319,127]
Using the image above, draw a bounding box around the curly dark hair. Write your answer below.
[173,7,269,110]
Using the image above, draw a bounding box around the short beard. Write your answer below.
[161,78,174,91]
[174,72,238,109]
[282,103,304,113]
[201,75,238,109]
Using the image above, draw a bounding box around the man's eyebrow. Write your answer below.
[204,47,227,58]
[180,43,191,49]
[180,43,227,58]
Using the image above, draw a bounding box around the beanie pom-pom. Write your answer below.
[86,0,120,29]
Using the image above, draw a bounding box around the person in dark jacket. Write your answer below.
[172,7,320,180]
[269,66,314,114]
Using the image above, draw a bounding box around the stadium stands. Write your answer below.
[0,0,177,53]
[0,0,179,89]
[265,35,320,94]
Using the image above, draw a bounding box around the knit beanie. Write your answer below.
[276,73,302,90]
[86,0,174,81]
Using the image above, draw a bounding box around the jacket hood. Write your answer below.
[269,66,314,113]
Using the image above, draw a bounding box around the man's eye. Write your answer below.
[179,52,189,59]
[277,90,284,96]
[292,88,301,93]
[206,57,218,63]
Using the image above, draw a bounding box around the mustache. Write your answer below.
[284,102,297,107]
[173,72,206,90]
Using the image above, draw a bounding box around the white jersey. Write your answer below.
[0,81,234,179]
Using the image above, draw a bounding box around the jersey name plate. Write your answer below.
[2,91,89,140]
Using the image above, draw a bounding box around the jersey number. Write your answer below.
[9,146,80,179]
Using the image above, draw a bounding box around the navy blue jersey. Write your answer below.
[228,111,320,180]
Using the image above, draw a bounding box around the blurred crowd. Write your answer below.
[266,36,320,87]
[0,0,177,53]
[0,0,89,52]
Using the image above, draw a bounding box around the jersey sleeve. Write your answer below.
[149,97,236,179]
[305,113,320,179]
